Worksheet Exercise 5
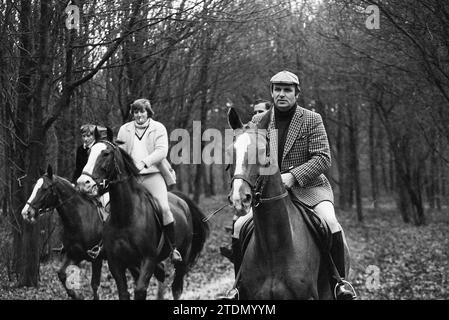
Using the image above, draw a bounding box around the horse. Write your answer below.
[21,165,105,300]
[226,108,350,299]
[76,140,209,300]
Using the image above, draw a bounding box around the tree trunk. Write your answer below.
[348,105,363,222]
[336,105,348,209]
[369,105,378,209]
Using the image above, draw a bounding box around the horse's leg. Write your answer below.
[156,280,166,300]
[129,267,140,283]
[134,258,156,300]
[90,259,102,300]
[171,262,187,300]
[108,261,130,300]
[154,262,166,300]
[57,255,83,300]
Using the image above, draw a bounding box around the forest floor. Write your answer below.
[0,195,448,300]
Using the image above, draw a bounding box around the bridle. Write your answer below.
[26,181,76,216]
[231,167,288,208]
[81,140,129,194]
[229,130,288,208]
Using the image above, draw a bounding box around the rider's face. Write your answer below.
[253,103,269,115]
[271,84,298,110]
[81,132,94,147]
[133,108,149,125]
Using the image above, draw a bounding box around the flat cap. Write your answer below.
[270,70,300,85]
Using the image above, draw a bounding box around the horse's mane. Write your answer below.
[115,145,158,211]
[117,146,140,178]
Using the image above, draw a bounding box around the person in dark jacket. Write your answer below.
[72,124,96,183]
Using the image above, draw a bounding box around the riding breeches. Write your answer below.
[138,172,174,225]
[313,200,341,233]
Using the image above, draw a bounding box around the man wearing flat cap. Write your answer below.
[223,70,356,300]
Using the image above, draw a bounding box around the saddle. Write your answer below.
[289,196,333,250]
[237,195,333,259]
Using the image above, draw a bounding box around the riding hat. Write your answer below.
[270,70,301,93]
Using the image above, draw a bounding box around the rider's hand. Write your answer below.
[136,161,146,171]
[281,172,295,189]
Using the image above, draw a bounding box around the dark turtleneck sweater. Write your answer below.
[274,105,297,168]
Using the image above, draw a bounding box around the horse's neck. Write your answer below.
[253,171,294,254]
[53,178,84,229]
[108,178,137,226]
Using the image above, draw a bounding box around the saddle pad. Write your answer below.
[237,198,332,256]
[290,197,333,250]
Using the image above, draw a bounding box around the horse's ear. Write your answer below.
[39,167,44,176]
[228,108,243,130]
[94,126,101,141]
[106,127,114,142]
[46,164,53,179]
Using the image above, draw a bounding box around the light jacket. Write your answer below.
[117,119,168,174]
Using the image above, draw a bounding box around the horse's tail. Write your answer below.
[171,191,209,268]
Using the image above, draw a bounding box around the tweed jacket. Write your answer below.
[117,119,168,174]
[251,105,334,206]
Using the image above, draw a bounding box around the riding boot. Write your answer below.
[164,222,183,263]
[232,238,242,277]
[331,231,356,300]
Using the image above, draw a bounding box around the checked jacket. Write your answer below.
[251,105,334,207]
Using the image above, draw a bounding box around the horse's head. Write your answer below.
[21,165,59,223]
[77,140,138,196]
[227,108,275,216]
[76,139,118,196]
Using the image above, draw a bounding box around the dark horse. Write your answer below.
[226,108,350,299]
[21,165,105,299]
[76,140,209,300]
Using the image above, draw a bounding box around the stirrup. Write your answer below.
[171,248,183,263]
[218,288,239,300]
[334,279,357,300]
